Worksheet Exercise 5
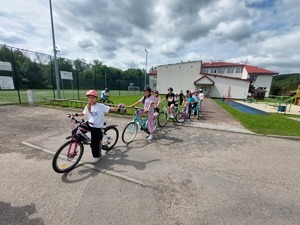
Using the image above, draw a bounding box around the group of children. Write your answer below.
[68,87,204,163]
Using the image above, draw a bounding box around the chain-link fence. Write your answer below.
[0,44,145,104]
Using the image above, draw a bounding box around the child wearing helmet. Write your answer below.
[68,90,118,163]
[129,86,155,140]
[100,88,110,103]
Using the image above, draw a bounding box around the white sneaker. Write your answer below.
[91,157,101,164]
[147,134,153,140]
[169,114,174,119]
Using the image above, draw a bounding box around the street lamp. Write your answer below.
[144,49,148,88]
[49,0,61,99]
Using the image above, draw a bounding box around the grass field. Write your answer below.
[0,89,143,104]
[215,99,300,137]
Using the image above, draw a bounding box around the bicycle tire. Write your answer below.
[197,107,200,120]
[102,126,119,150]
[122,122,138,144]
[176,111,187,123]
[52,140,84,173]
[157,112,167,127]
[107,100,114,104]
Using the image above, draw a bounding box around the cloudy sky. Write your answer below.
[0,0,299,73]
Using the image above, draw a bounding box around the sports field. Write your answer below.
[0,89,143,105]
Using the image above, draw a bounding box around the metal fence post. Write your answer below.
[10,47,21,104]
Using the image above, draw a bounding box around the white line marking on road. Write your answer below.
[21,141,145,186]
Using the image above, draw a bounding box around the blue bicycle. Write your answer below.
[122,107,157,144]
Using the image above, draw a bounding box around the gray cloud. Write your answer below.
[0,0,299,73]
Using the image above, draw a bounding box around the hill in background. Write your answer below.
[270,74,300,95]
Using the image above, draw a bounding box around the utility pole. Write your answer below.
[49,0,61,99]
[144,49,148,88]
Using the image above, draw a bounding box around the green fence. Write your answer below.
[0,44,146,104]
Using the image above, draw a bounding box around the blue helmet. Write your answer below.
[105,88,109,92]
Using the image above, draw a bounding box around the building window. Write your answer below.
[227,68,234,73]
[250,76,257,82]
[210,68,217,73]
[218,68,225,74]
[236,67,242,73]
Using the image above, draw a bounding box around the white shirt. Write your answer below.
[193,95,200,103]
[83,102,110,128]
[139,95,155,114]
[100,90,107,100]
[199,93,205,100]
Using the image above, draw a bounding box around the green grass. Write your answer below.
[215,99,300,137]
[0,89,143,104]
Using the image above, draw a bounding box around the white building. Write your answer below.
[156,61,277,99]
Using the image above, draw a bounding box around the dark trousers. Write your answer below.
[90,127,103,158]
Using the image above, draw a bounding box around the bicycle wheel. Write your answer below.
[52,140,84,173]
[176,111,187,123]
[122,122,138,144]
[197,107,200,120]
[102,126,119,150]
[157,112,167,127]
[107,100,114,105]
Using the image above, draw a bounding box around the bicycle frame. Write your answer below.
[132,110,148,130]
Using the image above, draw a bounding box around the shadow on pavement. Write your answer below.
[0,201,44,225]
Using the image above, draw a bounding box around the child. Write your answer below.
[161,87,175,118]
[68,90,118,164]
[153,90,161,116]
[130,86,155,140]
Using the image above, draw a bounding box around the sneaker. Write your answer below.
[169,114,174,119]
[91,156,101,164]
[147,134,153,140]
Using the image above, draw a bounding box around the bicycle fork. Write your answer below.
[67,140,78,159]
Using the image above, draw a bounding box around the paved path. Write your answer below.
[1,105,300,225]
[186,98,253,134]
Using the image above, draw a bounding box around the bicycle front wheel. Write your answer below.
[52,140,84,173]
[157,112,167,127]
[197,107,200,120]
[122,122,138,144]
[102,126,119,150]
[176,111,187,123]
[107,100,114,105]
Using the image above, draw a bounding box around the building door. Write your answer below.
[196,85,211,97]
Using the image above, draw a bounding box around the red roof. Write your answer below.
[244,65,276,74]
[148,70,157,75]
[202,61,277,75]
[202,62,242,67]
[200,73,250,82]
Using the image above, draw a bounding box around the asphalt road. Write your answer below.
[0,105,299,225]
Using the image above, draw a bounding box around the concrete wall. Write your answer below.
[253,75,273,97]
[157,61,201,94]
[208,75,250,99]
[148,75,157,91]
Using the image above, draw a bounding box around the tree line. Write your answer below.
[0,45,154,90]
[270,74,300,95]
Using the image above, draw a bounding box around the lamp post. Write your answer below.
[49,0,61,99]
[144,49,148,88]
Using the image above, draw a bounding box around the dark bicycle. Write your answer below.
[52,116,119,173]
[99,97,114,105]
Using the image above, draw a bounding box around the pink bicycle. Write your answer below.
[52,116,119,173]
